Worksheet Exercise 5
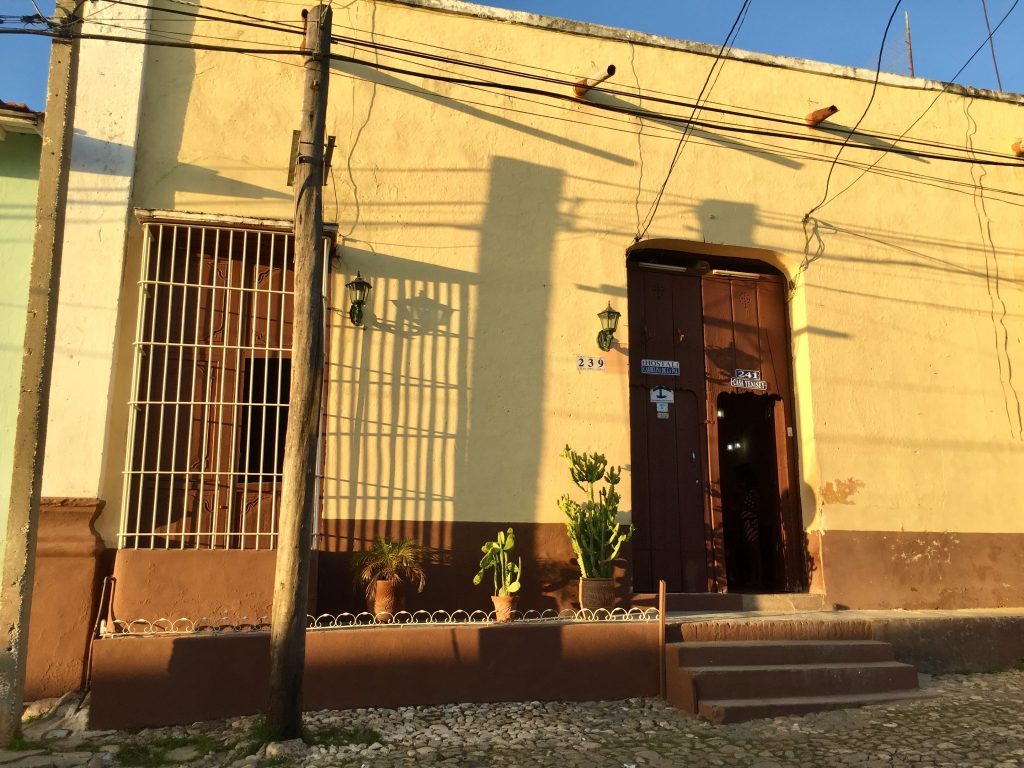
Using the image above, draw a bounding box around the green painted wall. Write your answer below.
[0,131,40,568]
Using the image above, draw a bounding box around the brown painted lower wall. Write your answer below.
[107,521,630,623]
[25,498,105,699]
[89,621,660,729]
[821,530,1024,609]
[109,549,303,624]
[318,519,630,614]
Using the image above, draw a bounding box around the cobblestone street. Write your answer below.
[3,669,1022,767]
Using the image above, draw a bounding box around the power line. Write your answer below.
[68,0,1022,163]
[85,0,1018,163]
[804,0,903,222]
[636,0,751,241]
[979,0,1004,91]
[805,0,1021,213]
[5,23,1023,169]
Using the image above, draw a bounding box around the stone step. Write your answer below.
[672,640,896,667]
[633,592,745,612]
[671,617,874,642]
[633,592,829,613]
[686,661,919,702]
[740,593,828,611]
[697,689,935,724]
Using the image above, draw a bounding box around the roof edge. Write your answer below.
[0,105,44,135]
[380,0,1024,105]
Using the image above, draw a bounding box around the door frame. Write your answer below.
[625,241,807,594]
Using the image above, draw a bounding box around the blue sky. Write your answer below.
[1,0,1020,111]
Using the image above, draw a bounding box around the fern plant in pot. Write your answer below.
[558,446,635,611]
[353,537,426,618]
[472,528,522,622]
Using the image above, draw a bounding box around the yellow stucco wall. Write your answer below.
[90,0,1023,544]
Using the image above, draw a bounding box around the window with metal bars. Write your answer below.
[119,222,327,550]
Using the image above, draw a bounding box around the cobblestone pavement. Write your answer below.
[3,670,1022,767]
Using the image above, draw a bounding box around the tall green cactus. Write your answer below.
[558,446,635,578]
[472,527,522,597]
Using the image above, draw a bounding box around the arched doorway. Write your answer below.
[626,241,805,594]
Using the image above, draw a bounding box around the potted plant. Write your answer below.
[472,528,522,622]
[353,537,426,617]
[558,446,635,611]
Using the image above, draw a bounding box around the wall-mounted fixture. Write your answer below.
[1013,139,1024,158]
[573,65,616,98]
[805,104,838,127]
[346,272,372,326]
[597,302,621,351]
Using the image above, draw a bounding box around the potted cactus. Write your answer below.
[472,528,522,622]
[353,537,427,617]
[558,446,635,611]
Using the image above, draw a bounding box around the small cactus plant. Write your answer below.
[558,446,634,579]
[472,527,522,597]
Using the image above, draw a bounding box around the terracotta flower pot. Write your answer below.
[371,580,404,618]
[578,577,616,611]
[491,594,519,623]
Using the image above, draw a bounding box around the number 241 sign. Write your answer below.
[576,355,605,371]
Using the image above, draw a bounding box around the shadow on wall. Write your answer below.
[587,90,803,171]
[132,9,289,208]
[697,200,757,248]
[319,156,569,613]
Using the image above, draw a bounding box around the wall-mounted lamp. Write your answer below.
[597,302,621,351]
[1013,138,1024,158]
[805,104,839,127]
[346,272,372,326]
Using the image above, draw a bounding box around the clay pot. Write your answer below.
[370,580,404,618]
[491,594,519,623]
[578,577,616,611]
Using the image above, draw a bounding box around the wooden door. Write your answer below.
[702,273,805,592]
[627,264,710,593]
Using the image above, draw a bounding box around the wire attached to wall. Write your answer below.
[803,0,1020,215]
[634,0,751,243]
[803,0,902,223]
[964,97,1023,440]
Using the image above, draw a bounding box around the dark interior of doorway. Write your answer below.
[717,392,786,593]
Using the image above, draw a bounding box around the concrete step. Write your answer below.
[672,640,895,667]
[740,593,829,611]
[687,661,919,701]
[633,592,745,612]
[698,689,935,724]
[673,617,873,642]
[634,592,828,613]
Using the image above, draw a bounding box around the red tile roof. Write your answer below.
[0,100,42,116]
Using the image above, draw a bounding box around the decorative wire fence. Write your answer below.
[101,607,660,638]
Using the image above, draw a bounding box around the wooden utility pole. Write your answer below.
[0,0,80,743]
[268,4,331,739]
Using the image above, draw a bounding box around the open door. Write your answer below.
[627,246,806,594]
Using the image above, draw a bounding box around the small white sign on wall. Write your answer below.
[649,385,674,404]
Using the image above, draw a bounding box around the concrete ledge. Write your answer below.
[869,612,1024,674]
[89,620,660,729]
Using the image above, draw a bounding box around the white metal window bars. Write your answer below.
[119,222,329,550]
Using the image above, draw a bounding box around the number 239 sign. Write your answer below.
[576,355,605,371]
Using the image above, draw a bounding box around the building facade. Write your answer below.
[0,102,42,582]
[26,0,1024,661]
